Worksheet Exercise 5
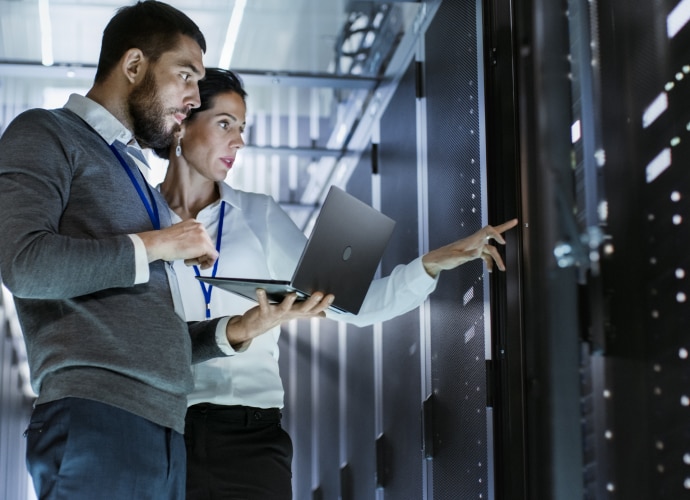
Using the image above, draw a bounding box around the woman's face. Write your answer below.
[180,90,246,183]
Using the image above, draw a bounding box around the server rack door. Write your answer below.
[592,0,690,497]
[342,153,378,500]
[314,318,341,499]
[342,319,377,500]
[286,320,315,500]
[378,59,425,499]
[424,1,493,499]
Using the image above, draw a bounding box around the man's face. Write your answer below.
[129,35,204,149]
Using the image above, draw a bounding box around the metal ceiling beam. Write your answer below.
[238,70,377,89]
[0,61,378,89]
[0,62,95,81]
[243,144,343,158]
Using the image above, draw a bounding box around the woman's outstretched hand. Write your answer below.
[421,218,519,277]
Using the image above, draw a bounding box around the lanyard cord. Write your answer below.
[109,144,161,230]
[193,201,226,318]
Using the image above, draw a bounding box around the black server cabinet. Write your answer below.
[342,152,378,500]
[378,58,424,498]
[284,1,504,498]
[342,319,377,500]
[588,0,690,498]
[286,320,315,500]
[314,319,340,500]
[424,1,493,499]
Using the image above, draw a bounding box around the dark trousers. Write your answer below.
[25,397,185,499]
[185,403,292,500]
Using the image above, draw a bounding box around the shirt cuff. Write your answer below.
[215,316,252,354]
[128,234,150,284]
[409,255,441,287]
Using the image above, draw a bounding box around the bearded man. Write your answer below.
[0,2,241,498]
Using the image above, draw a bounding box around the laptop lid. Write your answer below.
[197,185,396,314]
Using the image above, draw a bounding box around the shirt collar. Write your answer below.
[64,93,135,147]
[218,181,243,210]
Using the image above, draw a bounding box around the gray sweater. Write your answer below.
[0,103,225,434]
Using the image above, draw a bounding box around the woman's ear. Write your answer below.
[121,48,146,84]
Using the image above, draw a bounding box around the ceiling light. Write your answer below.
[218,0,247,69]
[39,0,54,66]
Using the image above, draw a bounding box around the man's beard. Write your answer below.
[129,69,179,150]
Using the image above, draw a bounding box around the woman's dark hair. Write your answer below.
[192,68,247,116]
[94,0,206,83]
[153,68,247,159]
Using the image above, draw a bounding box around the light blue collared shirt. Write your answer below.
[64,94,150,284]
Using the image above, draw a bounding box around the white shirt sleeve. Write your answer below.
[213,316,251,354]
[128,234,150,284]
[328,255,438,327]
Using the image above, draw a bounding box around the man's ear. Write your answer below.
[121,48,147,84]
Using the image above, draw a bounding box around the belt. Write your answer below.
[188,403,282,424]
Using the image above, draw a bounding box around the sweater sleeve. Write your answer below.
[188,318,230,363]
[0,109,137,299]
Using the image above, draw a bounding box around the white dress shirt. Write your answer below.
[172,182,437,409]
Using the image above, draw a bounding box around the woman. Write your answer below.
[158,68,517,499]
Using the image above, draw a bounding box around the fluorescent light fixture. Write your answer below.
[289,88,298,191]
[39,0,54,66]
[335,123,348,146]
[642,92,668,129]
[668,0,690,38]
[310,89,320,141]
[218,0,247,69]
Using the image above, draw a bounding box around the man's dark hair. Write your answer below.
[154,68,247,159]
[94,0,206,83]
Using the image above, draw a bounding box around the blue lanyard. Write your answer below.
[193,201,226,318]
[109,144,161,230]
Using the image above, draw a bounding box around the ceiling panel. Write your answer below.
[0,0,424,220]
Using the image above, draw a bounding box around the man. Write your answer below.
[0,2,331,498]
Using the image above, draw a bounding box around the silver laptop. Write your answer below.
[197,185,396,314]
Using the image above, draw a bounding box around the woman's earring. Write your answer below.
[175,137,182,158]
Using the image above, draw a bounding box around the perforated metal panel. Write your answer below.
[282,2,498,498]
[342,152,377,500]
[424,1,490,498]
[315,319,341,500]
[342,322,377,500]
[287,321,315,500]
[378,57,425,499]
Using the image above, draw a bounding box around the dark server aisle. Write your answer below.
[280,1,507,499]
[2,0,690,499]
[280,0,690,499]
